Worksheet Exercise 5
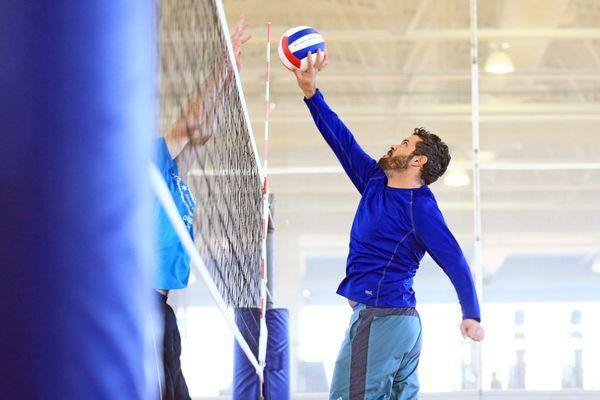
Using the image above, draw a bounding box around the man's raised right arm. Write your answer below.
[294,51,379,194]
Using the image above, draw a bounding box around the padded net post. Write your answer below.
[0,1,157,398]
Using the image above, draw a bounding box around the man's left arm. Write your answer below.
[413,199,485,341]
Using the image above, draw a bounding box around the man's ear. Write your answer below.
[411,155,428,167]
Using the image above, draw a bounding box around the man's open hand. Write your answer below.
[292,49,328,99]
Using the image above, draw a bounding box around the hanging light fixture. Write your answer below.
[485,43,514,74]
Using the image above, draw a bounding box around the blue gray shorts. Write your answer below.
[329,303,422,400]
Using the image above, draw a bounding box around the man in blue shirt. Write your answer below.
[153,17,250,400]
[291,51,485,400]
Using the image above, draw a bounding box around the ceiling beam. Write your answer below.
[239,69,600,83]
[254,103,600,122]
[256,114,600,123]
[243,28,600,43]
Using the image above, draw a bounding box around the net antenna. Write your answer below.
[153,0,268,389]
[257,21,273,399]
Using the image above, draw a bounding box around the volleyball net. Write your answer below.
[158,0,263,307]
[153,0,266,377]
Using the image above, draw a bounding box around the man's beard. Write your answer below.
[378,153,412,171]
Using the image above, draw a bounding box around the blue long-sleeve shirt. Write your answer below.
[304,89,481,321]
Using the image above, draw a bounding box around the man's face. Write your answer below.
[378,135,422,171]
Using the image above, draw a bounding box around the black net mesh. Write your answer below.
[157,0,262,307]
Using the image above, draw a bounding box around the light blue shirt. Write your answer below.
[154,137,196,290]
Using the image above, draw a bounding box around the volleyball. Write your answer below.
[278,26,326,71]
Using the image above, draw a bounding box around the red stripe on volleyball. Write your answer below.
[281,36,301,69]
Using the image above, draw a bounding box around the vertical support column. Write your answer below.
[469,0,484,395]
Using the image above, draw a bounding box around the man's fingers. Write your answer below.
[460,320,485,342]
[468,327,477,340]
[232,17,248,38]
[468,326,484,342]
[232,17,242,36]
[241,34,252,44]
[315,49,323,69]
[236,16,245,30]
[318,49,327,70]
[314,50,328,71]
[306,51,314,71]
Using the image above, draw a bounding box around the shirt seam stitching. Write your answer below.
[374,230,412,307]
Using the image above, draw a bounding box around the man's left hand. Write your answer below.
[460,319,485,341]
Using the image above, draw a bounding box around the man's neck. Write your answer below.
[385,170,423,189]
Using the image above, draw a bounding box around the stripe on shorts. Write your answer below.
[349,306,420,400]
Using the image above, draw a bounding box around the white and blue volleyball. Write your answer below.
[278,26,326,71]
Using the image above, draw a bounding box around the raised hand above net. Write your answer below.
[163,15,251,159]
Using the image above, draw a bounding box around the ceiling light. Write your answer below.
[444,170,470,187]
[484,50,514,74]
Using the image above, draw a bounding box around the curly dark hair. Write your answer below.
[412,127,451,185]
